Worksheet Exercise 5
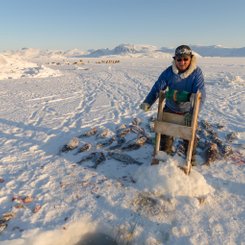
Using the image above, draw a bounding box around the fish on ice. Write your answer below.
[61,137,79,152]
[107,152,143,165]
[75,143,92,154]
[79,127,97,137]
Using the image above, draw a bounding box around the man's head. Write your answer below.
[173,45,193,72]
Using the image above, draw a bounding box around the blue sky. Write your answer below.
[0,0,244,51]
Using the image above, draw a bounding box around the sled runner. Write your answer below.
[152,90,201,175]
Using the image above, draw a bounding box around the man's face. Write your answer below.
[174,55,192,72]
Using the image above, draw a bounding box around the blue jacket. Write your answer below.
[143,56,206,113]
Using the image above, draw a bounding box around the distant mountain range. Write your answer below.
[80,44,245,58]
[2,44,245,60]
[195,45,245,57]
[81,44,172,58]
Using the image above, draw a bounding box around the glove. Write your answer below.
[140,103,150,112]
[184,112,192,126]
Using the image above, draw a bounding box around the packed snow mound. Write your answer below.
[135,157,214,197]
[16,48,42,59]
[0,218,102,245]
[3,48,67,61]
[0,53,62,80]
[2,48,42,60]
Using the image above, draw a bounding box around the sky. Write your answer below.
[0,0,245,51]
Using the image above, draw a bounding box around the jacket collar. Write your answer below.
[172,55,197,79]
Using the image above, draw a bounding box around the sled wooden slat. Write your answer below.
[152,90,201,175]
[185,92,201,174]
[161,112,185,125]
[154,91,165,156]
[154,121,192,140]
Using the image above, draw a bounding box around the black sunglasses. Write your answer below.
[176,57,190,62]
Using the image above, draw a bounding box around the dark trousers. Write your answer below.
[160,133,197,158]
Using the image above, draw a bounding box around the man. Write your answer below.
[140,45,206,161]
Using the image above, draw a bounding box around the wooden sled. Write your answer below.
[152,91,201,175]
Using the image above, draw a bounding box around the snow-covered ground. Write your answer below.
[0,52,244,245]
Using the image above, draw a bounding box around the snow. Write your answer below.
[0,51,62,80]
[135,157,214,197]
[0,50,245,245]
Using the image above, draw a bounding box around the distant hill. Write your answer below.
[83,44,172,59]
[81,44,245,58]
[161,45,245,57]
[191,45,245,57]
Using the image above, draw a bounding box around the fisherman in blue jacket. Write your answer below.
[140,45,206,162]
